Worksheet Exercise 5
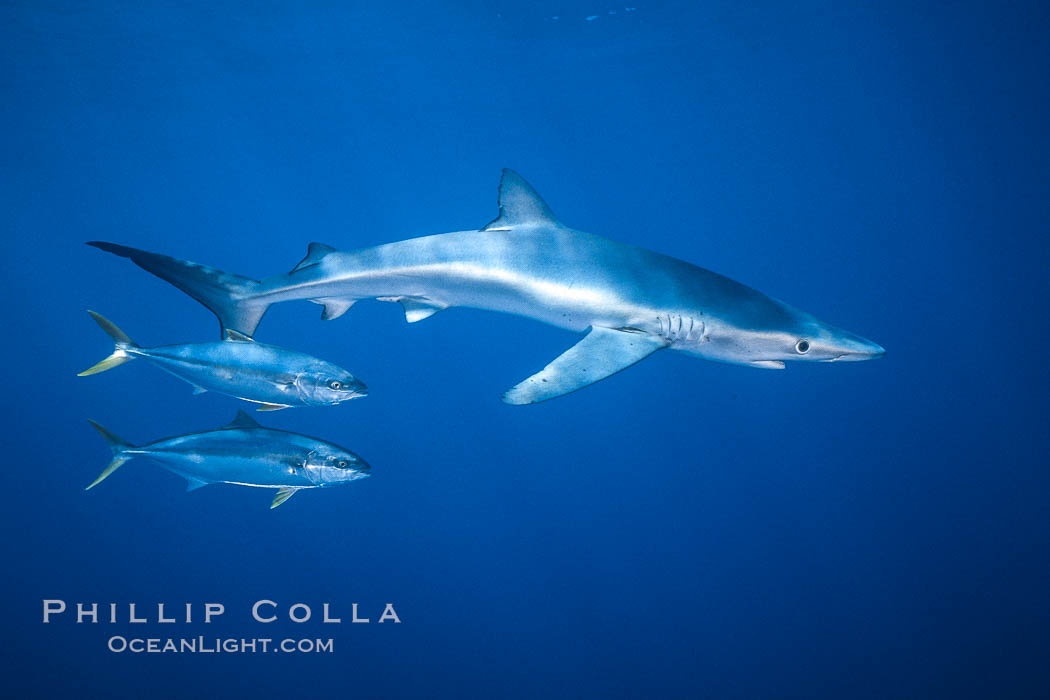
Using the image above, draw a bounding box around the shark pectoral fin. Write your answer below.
[256,403,290,412]
[271,487,298,509]
[185,477,210,492]
[309,297,356,321]
[502,327,669,405]
[377,296,448,323]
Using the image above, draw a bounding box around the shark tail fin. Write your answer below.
[86,241,271,337]
[78,310,138,376]
[86,419,135,490]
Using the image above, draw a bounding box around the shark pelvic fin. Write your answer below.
[482,169,560,231]
[271,487,298,509]
[309,297,356,321]
[224,410,262,430]
[502,327,669,405]
[291,242,337,273]
[377,296,448,323]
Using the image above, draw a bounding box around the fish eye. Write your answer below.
[795,339,811,354]
[338,460,348,468]
[329,380,341,390]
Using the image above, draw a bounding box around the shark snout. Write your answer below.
[824,333,886,362]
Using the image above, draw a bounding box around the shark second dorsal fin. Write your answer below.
[223,329,254,342]
[482,169,559,231]
[291,242,337,273]
[224,409,262,430]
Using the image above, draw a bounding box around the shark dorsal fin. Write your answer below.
[482,169,559,231]
[225,409,262,430]
[291,243,337,274]
[223,329,254,342]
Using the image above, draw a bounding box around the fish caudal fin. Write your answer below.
[78,310,138,376]
[87,241,271,337]
[86,419,135,490]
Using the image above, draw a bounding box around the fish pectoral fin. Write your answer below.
[256,403,290,412]
[185,477,210,492]
[377,296,448,323]
[309,297,356,321]
[191,385,208,395]
[271,487,299,509]
[502,327,669,405]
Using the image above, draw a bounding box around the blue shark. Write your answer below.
[86,410,370,508]
[89,169,884,404]
[78,311,367,410]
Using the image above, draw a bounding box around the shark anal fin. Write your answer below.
[256,403,290,412]
[502,327,668,405]
[377,296,448,323]
[271,487,298,509]
[309,297,355,321]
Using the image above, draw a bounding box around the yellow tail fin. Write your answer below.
[78,350,132,376]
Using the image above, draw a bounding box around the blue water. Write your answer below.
[3,2,1048,698]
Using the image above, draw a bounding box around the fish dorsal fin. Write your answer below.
[291,242,337,273]
[482,169,559,231]
[225,409,262,430]
[223,329,254,342]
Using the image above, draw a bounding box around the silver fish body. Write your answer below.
[79,311,366,410]
[86,411,369,508]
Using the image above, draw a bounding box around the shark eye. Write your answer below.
[329,380,342,390]
[795,339,811,354]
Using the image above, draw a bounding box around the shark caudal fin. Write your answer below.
[85,419,135,490]
[86,242,270,336]
[78,310,139,376]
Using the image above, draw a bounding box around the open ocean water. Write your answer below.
[2,2,1048,698]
